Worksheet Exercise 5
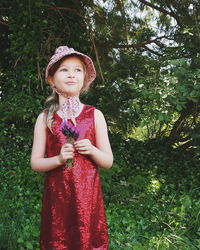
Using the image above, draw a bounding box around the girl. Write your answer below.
[31,46,113,250]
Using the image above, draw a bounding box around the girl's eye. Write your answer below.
[60,68,68,72]
[75,68,82,72]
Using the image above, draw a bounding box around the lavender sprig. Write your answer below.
[61,120,79,168]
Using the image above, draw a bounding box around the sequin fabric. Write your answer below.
[40,105,108,250]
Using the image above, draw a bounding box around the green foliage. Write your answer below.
[1,136,200,249]
[0,0,92,146]
[100,135,200,249]
[128,58,200,149]
[1,0,200,153]
[0,145,43,250]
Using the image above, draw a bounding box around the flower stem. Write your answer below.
[67,159,73,168]
[66,138,74,168]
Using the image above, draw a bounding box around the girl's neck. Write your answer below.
[58,94,83,126]
[58,95,81,107]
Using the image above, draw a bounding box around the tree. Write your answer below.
[0,0,200,153]
[86,0,200,152]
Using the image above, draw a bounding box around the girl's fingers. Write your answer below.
[59,144,75,164]
[75,145,88,151]
[76,146,89,151]
[59,152,74,163]
[74,140,91,149]
[74,139,90,145]
[63,147,74,152]
[75,144,94,155]
[62,143,74,152]
[78,150,90,155]
[63,143,74,149]
[64,153,74,159]
[61,140,94,156]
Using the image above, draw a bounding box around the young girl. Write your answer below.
[31,46,113,250]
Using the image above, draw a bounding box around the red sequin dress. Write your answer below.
[40,105,108,250]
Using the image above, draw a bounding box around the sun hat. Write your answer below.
[45,46,96,85]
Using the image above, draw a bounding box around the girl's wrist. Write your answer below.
[57,155,64,165]
[90,145,97,156]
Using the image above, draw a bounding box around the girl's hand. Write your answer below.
[74,139,95,155]
[58,143,75,164]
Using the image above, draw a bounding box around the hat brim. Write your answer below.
[45,47,96,85]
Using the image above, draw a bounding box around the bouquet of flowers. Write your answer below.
[61,120,79,168]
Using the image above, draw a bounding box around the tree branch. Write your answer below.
[176,140,194,151]
[137,0,181,26]
[169,102,194,144]
[47,6,88,21]
[89,26,105,82]
[165,2,177,16]
[110,35,166,55]
[0,20,8,26]
[144,45,162,56]
[154,40,165,48]
[115,0,129,43]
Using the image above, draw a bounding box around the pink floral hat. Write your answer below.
[45,46,96,85]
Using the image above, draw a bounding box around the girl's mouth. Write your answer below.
[65,81,76,85]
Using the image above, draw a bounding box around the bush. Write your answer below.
[100,135,200,249]
[0,145,43,250]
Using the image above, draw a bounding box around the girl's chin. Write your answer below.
[63,86,81,92]
[61,90,80,97]
[67,93,79,97]
[57,86,80,94]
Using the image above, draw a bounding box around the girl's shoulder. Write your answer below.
[81,105,104,123]
[35,109,48,127]
[84,104,95,109]
[94,108,105,120]
[83,104,104,118]
[81,104,95,115]
[92,108,106,128]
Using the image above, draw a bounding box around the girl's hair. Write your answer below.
[45,54,89,131]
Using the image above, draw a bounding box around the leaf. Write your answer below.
[25,242,33,250]
[158,114,164,121]
[182,195,192,210]
[133,242,145,250]
[176,104,182,111]
[17,238,24,243]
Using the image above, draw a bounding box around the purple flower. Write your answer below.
[60,120,79,169]
[61,120,79,141]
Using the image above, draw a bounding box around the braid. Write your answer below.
[45,90,59,132]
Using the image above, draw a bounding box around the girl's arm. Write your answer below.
[74,109,113,169]
[31,112,74,172]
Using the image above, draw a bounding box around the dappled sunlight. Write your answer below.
[147,178,161,194]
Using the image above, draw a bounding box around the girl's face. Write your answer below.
[50,57,85,97]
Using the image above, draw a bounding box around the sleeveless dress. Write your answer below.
[40,105,108,250]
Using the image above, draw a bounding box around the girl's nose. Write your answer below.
[68,71,75,78]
